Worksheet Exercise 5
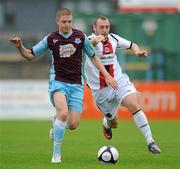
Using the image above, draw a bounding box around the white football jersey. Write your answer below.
[84,33,132,90]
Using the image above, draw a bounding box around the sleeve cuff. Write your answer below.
[30,48,35,56]
[91,53,95,58]
[127,42,132,49]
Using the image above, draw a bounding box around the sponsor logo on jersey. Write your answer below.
[59,44,76,58]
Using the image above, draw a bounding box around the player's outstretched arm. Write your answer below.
[10,37,35,61]
[131,43,148,57]
[91,55,118,89]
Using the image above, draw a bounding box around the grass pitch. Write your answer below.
[0,120,180,169]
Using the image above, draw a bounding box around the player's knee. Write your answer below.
[68,122,79,130]
[57,111,68,121]
[127,103,140,113]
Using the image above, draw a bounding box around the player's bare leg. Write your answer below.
[122,93,161,154]
[67,110,81,130]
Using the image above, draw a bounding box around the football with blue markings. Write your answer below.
[97,145,119,164]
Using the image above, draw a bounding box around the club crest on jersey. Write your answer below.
[105,47,110,53]
[74,38,81,44]
[59,44,76,58]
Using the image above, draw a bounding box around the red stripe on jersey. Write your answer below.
[109,64,114,77]
[102,38,113,55]
[100,72,106,89]
[99,64,114,89]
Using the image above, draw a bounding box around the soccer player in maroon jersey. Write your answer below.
[10,9,118,163]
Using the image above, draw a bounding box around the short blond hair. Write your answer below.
[56,8,72,19]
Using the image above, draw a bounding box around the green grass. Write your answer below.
[0,120,180,169]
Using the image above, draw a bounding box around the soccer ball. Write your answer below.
[97,145,119,164]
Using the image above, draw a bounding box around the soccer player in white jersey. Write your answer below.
[84,16,161,154]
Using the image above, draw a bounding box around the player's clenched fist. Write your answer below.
[136,50,148,57]
[91,35,105,46]
[94,35,105,43]
[9,37,22,49]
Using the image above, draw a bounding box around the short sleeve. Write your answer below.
[83,34,95,58]
[32,35,49,57]
[111,33,132,49]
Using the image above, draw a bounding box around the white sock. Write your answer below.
[103,117,110,129]
[133,110,154,145]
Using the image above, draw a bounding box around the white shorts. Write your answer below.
[92,73,137,120]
